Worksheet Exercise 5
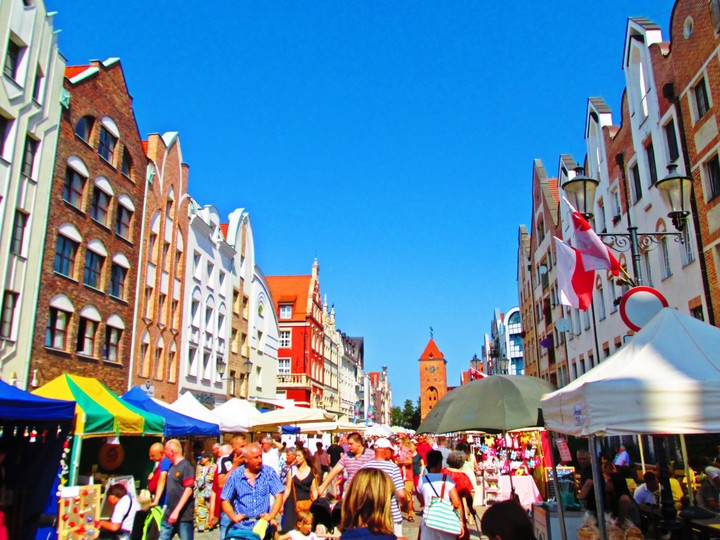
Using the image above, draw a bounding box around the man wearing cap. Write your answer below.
[361,438,409,537]
[318,432,374,497]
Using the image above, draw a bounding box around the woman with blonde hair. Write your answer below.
[339,468,403,540]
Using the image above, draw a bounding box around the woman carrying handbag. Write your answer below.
[281,447,318,535]
[417,451,464,540]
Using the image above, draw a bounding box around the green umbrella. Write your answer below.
[416,375,556,434]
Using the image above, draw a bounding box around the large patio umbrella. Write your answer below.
[416,375,556,434]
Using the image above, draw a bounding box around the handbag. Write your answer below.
[292,475,313,513]
[424,474,462,535]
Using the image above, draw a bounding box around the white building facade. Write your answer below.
[0,0,65,387]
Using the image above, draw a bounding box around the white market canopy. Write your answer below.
[165,391,244,433]
[288,420,366,434]
[249,406,336,431]
[541,308,720,437]
[213,398,263,432]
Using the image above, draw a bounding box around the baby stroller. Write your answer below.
[310,496,342,534]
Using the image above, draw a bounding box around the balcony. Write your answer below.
[277,373,311,388]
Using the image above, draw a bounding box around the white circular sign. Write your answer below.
[619,286,668,332]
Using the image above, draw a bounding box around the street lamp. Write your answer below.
[498,357,510,375]
[470,354,482,372]
[561,165,693,286]
[242,359,253,400]
[561,164,693,534]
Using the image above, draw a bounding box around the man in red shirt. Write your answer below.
[415,435,433,466]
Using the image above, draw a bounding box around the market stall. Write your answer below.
[0,379,75,539]
[212,397,263,432]
[166,391,238,432]
[541,308,720,539]
[122,386,220,437]
[248,406,336,432]
[34,374,165,486]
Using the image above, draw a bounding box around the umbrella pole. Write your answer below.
[548,431,568,540]
[638,435,647,475]
[679,434,694,507]
[69,435,83,486]
[589,435,608,540]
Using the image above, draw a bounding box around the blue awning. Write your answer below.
[0,379,75,421]
[122,386,220,437]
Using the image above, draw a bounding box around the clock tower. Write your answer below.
[419,337,448,421]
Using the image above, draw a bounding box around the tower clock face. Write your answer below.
[428,366,436,373]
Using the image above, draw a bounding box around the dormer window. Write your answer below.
[280,305,292,319]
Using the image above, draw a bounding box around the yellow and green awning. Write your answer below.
[34,374,164,437]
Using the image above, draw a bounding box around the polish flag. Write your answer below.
[565,199,621,276]
[554,237,595,311]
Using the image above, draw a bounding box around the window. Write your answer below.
[278,358,291,375]
[691,306,705,321]
[158,294,167,322]
[0,115,10,158]
[10,210,27,256]
[149,233,158,261]
[206,261,214,280]
[90,187,111,225]
[706,154,720,201]
[115,204,132,238]
[190,299,200,327]
[596,286,606,321]
[609,279,618,313]
[75,116,94,142]
[4,39,23,81]
[103,326,122,362]
[21,135,37,179]
[76,317,97,356]
[63,167,86,208]
[645,140,658,186]
[641,251,654,286]
[120,148,132,177]
[83,250,104,289]
[280,330,291,348]
[231,328,238,353]
[660,238,672,279]
[694,77,710,120]
[109,264,127,299]
[681,227,695,266]
[32,64,44,102]
[664,119,680,163]
[171,300,179,327]
[0,291,18,339]
[630,163,642,204]
[280,305,292,319]
[45,307,70,349]
[611,189,621,222]
[54,235,79,277]
[98,126,117,163]
[144,287,153,318]
[154,345,163,379]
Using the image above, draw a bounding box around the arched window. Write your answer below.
[75,115,95,142]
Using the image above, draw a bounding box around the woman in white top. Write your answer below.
[417,450,464,540]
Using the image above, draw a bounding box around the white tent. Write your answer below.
[249,406,336,431]
[365,423,395,437]
[541,308,720,437]
[213,398,263,432]
[287,421,366,434]
[166,392,243,433]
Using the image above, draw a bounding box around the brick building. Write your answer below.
[418,337,448,421]
[130,132,190,401]
[29,59,146,394]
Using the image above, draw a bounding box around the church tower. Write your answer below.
[419,337,448,421]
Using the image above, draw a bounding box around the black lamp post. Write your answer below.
[561,164,692,287]
[242,359,253,400]
[470,353,482,372]
[561,163,693,537]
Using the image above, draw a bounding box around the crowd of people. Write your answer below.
[97,432,537,540]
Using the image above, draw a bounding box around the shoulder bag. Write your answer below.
[424,474,462,535]
[292,475,313,513]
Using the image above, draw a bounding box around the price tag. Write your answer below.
[556,438,572,463]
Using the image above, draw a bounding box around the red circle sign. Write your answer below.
[619,286,668,331]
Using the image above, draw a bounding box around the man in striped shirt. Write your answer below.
[361,438,409,538]
[318,432,374,496]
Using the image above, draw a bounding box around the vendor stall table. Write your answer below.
[498,476,542,510]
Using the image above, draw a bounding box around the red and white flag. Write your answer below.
[554,237,594,311]
[565,198,621,276]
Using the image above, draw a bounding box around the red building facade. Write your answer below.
[267,260,325,407]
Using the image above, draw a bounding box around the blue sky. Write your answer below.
[46,1,676,406]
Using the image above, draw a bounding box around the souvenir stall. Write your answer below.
[541,309,720,540]
[34,375,165,493]
[477,430,545,509]
[0,379,75,540]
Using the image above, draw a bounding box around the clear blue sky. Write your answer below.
[46,1,676,406]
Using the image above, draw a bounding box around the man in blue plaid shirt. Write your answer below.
[221,442,286,539]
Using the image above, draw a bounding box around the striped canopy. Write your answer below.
[34,374,164,437]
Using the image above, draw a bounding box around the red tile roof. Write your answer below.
[266,275,312,322]
[219,223,229,240]
[141,140,149,155]
[419,338,444,360]
[65,65,90,79]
